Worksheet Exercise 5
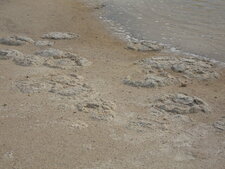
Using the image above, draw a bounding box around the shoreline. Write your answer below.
[89,0,225,62]
[0,0,225,168]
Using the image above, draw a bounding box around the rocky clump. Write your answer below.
[213,117,225,131]
[35,48,65,58]
[124,73,177,88]
[13,55,45,66]
[0,49,23,60]
[137,56,219,80]
[124,55,219,88]
[77,99,116,121]
[42,32,79,40]
[127,41,163,52]
[0,35,34,46]
[15,74,116,121]
[0,37,26,46]
[150,93,210,115]
[34,40,54,47]
[11,35,35,43]
[35,48,91,68]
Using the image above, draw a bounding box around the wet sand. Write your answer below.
[0,0,225,169]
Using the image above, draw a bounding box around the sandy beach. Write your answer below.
[0,0,225,169]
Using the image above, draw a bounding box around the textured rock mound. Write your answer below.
[124,73,177,88]
[0,37,26,46]
[150,93,210,114]
[35,48,65,58]
[77,99,116,121]
[0,49,23,60]
[42,32,79,40]
[124,55,219,88]
[35,48,91,68]
[137,56,219,80]
[127,41,163,52]
[15,74,116,121]
[11,35,34,43]
[34,40,54,47]
[13,55,44,66]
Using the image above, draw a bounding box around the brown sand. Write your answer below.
[0,0,225,169]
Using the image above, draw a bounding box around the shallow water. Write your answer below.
[91,0,225,61]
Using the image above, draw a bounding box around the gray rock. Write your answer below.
[213,117,225,131]
[124,73,177,88]
[11,35,34,43]
[42,32,79,40]
[77,99,116,121]
[13,55,44,66]
[35,48,65,58]
[0,37,25,46]
[0,49,23,60]
[137,56,219,80]
[35,40,54,47]
[150,93,210,114]
[15,80,50,94]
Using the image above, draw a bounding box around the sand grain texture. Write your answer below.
[0,0,225,169]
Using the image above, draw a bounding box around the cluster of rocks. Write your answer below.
[149,93,210,115]
[124,55,219,88]
[0,48,91,68]
[15,74,116,121]
[0,32,90,69]
[0,32,78,47]
[0,49,23,60]
[127,40,163,52]
[124,93,209,133]
[124,73,178,88]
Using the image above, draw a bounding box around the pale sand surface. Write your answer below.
[0,0,225,169]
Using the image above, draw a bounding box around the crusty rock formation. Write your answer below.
[0,49,23,60]
[42,32,79,40]
[150,93,210,114]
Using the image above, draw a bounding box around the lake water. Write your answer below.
[89,0,225,62]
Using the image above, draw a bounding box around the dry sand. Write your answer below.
[0,0,225,169]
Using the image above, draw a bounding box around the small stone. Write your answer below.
[42,32,79,40]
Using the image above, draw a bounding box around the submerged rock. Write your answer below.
[42,32,79,40]
[150,93,210,114]
[35,40,54,47]
[127,41,163,52]
[0,49,23,60]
